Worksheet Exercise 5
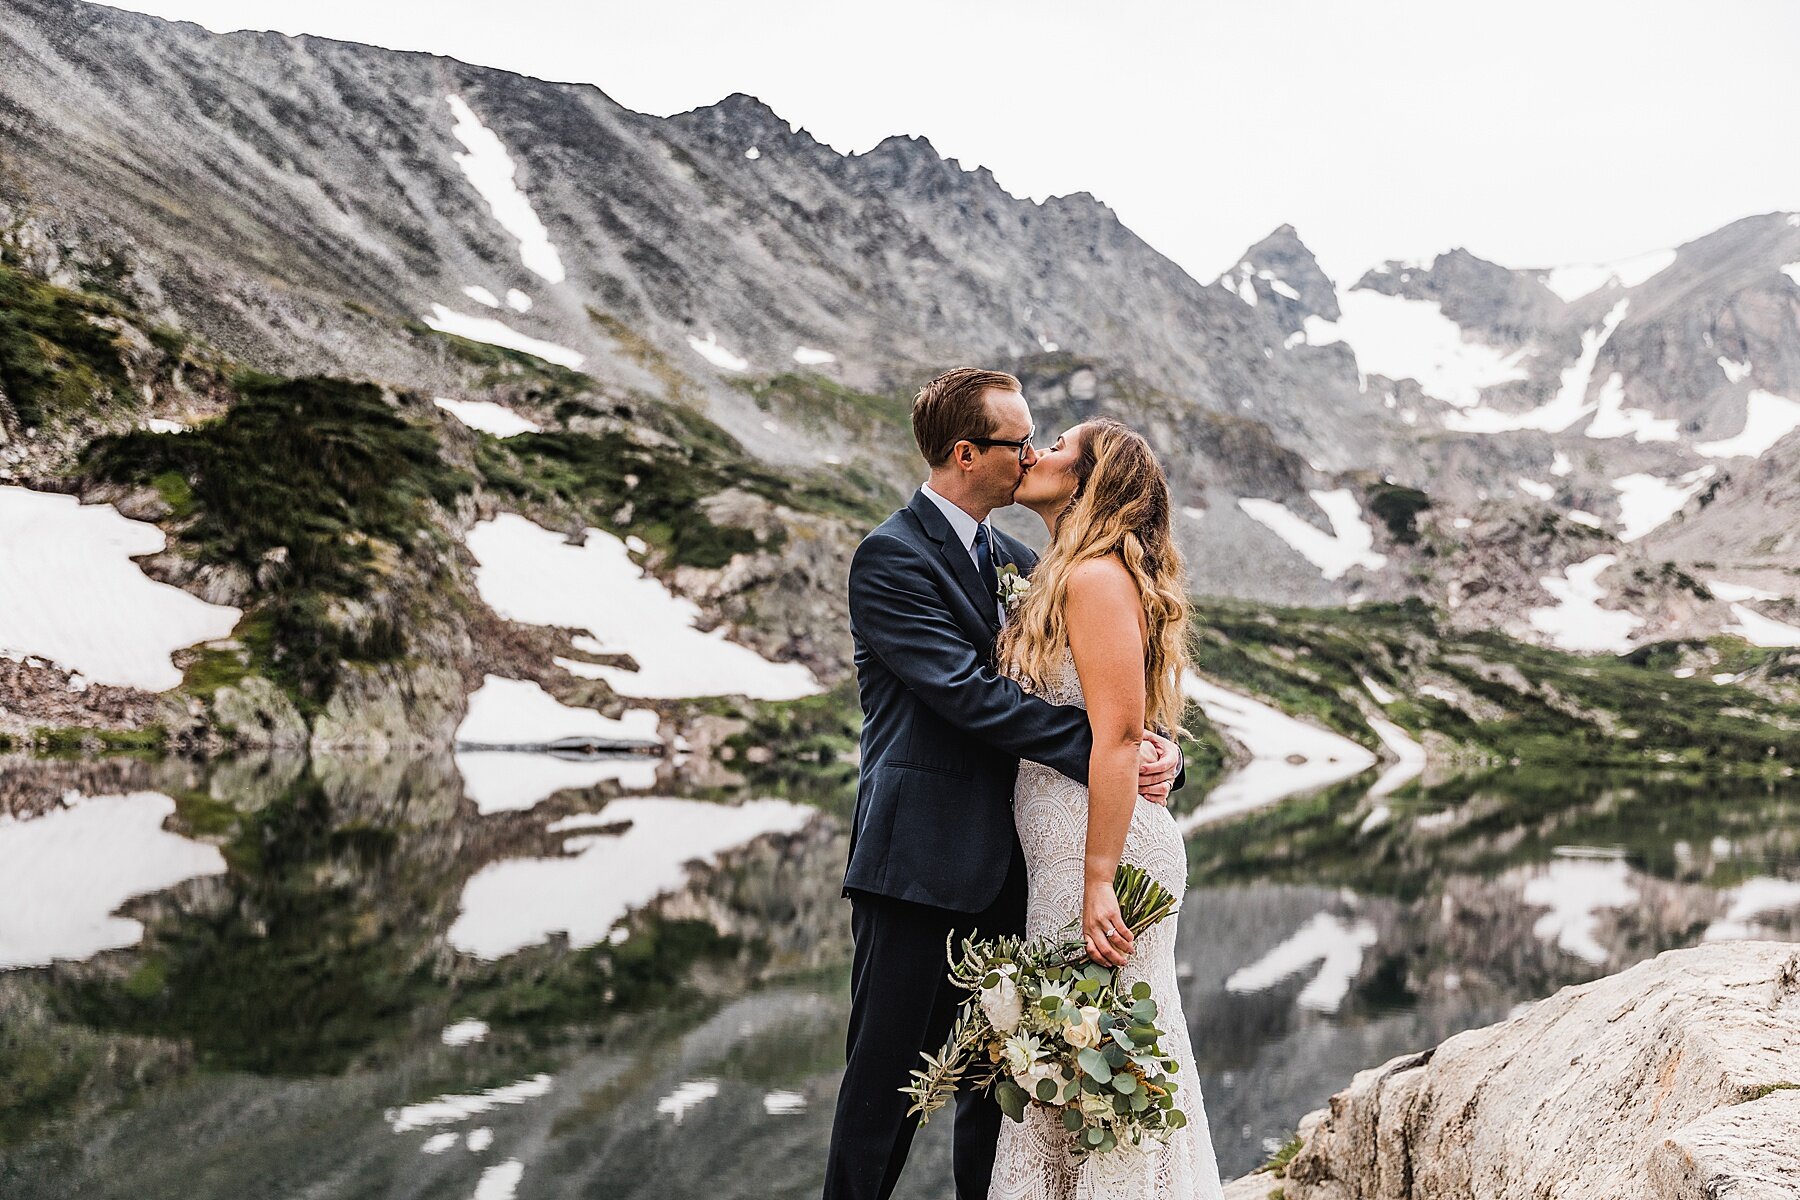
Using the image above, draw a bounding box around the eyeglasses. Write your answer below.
[965,431,1038,464]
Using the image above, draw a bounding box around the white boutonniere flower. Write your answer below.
[996,562,1031,612]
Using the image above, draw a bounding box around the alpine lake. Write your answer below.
[2,745,1797,1199]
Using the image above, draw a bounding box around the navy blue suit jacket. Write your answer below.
[842,489,1095,912]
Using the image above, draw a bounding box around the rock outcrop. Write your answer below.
[1231,941,1800,1199]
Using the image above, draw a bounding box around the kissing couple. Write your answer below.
[823,369,1225,1199]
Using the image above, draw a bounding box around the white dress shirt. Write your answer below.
[920,481,1004,623]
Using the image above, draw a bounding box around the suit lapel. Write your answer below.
[907,490,1001,634]
[942,539,1000,633]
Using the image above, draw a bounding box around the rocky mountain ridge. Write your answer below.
[1,0,1796,721]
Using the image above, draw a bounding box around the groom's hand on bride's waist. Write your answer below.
[1136,728,1181,807]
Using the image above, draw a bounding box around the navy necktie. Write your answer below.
[973,524,999,603]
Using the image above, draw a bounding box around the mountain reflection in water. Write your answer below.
[1,753,1796,1196]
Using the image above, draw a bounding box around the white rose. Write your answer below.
[980,975,1023,1033]
[1064,1005,1103,1049]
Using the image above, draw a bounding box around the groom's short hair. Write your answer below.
[912,368,1020,467]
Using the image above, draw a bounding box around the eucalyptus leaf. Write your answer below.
[1077,1048,1112,1082]
[995,1080,1028,1123]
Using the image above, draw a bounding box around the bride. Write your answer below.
[987,417,1224,1200]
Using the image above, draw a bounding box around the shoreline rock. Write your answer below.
[1233,940,1800,1199]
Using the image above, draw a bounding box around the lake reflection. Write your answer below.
[2,754,1797,1196]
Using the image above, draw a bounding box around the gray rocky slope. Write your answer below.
[2,0,1797,637]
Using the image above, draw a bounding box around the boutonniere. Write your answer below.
[996,562,1032,612]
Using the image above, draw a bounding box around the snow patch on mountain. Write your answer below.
[434,397,541,437]
[1694,390,1800,458]
[687,332,749,372]
[466,513,820,700]
[1722,604,1800,648]
[421,305,584,369]
[1540,248,1676,303]
[456,675,660,749]
[1237,488,1387,581]
[1446,299,1628,434]
[1707,579,1780,603]
[446,95,566,285]
[1612,468,1715,542]
[0,485,241,690]
[1527,554,1642,653]
[1585,371,1678,443]
[1306,290,1534,409]
[1517,478,1554,501]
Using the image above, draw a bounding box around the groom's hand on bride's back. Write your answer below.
[1136,728,1181,807]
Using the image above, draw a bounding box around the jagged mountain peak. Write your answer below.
[1230,224,1339,322]
[664,90,824,156]
[673,90,787,131]
[1352,245,1566,340]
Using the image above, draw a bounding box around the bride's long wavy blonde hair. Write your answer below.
[997,418,1190,735]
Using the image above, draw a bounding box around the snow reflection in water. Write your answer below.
[4,757,1799,1195]
[1179,672,1378,829]
[0,791,225,969]
[447,797,815,960]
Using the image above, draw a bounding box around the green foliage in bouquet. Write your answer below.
[901,863,1188,1157]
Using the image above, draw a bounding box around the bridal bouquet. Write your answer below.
[901,863,1189,1157]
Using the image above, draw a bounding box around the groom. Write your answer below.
[822,368,1184,1200]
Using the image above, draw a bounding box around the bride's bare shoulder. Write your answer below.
[1064,554,1141,618]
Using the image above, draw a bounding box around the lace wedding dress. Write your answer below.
[989,646,1224,1200]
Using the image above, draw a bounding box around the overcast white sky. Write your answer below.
[106,0,1800,285]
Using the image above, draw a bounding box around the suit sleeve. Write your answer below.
[850,533,1092,784]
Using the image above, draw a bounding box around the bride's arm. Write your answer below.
[1065,555,1149,969]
